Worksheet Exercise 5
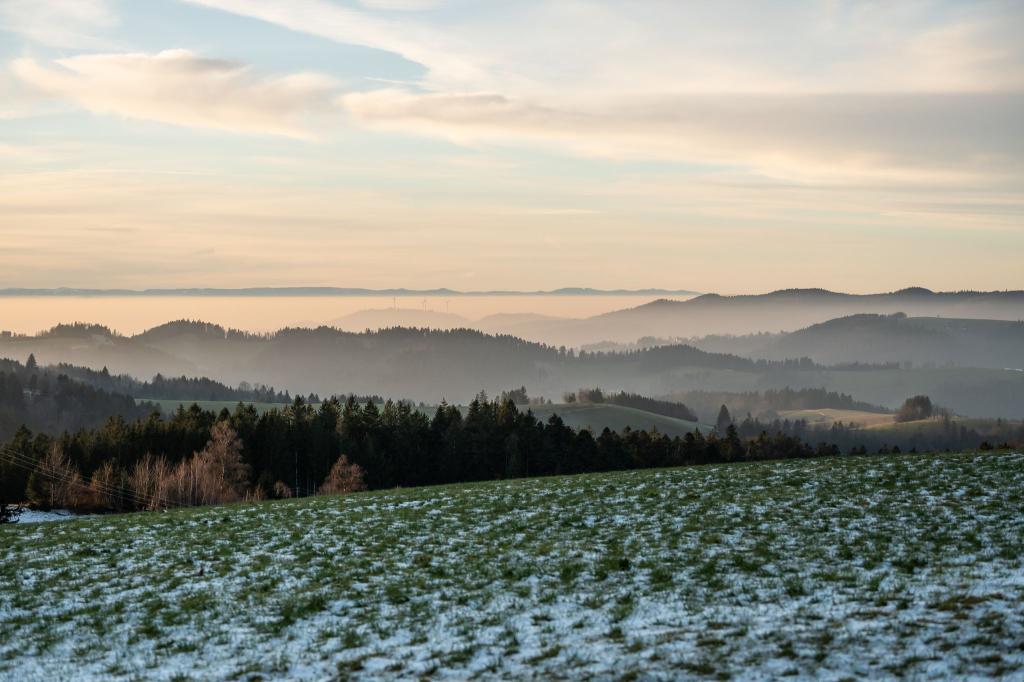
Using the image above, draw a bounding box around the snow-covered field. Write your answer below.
[2,452,1023,680]
[4,508,91,524]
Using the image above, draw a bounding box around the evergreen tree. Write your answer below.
[715,405,733,434]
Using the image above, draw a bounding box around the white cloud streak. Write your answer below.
[11,50,341,138]
[342,89,1024,187]
[181,0,1024,95]
[177,0,1024,185]
[0,0,117,48]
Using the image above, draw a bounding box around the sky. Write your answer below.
[0,0,1022,294]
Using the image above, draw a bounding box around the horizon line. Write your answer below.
[0,286,702,298]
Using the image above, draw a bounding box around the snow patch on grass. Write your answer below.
[1,452,1022,679]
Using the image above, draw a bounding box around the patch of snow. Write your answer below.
[6,507,93,524]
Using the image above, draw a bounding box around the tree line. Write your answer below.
[564,388,699,422]
[3,391,1021,519]
[1,393,836,515]
[0,356,153,441]
[665,387,889,422]
[54,364,295,404]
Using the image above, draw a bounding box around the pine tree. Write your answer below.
[715,405,733,434]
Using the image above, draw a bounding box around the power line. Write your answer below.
[0,446,180,510]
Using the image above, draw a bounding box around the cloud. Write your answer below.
[358,0,439,10]
[341,89,1024,187]
[181,1,1024,96]
[180,0,487,90]
[181,0,1024,185]
[11,50,341,137]
[0,0,117,49]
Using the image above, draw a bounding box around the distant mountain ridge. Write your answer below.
[0,286,701,297]
[3,318,1024,418]
[299,288,1024,346]
[652,287,1024,305]
[513,287,1024,345]
[711,313,1024,369]
[0,320,826,407]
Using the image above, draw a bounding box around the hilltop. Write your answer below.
[688,314,1024,370]
[4,319,1024,417]
[510,288,1024,345]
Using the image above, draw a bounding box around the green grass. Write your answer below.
[525,402,710,435]
[144,396,713,437]
[2,451,1022,679]
[137,398,293,414]
[777,408,894,428]
[868,415,1019,434]
[138,399,710,437]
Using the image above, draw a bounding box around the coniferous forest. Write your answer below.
[4,389,1021,516]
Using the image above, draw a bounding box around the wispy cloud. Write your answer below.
[0,0,117,49]
[179,0,486,90]
[178,0,1024,184]
[180,0,1024,95]
[358,0,439,10]
[11,50,341,137]
[341,89,1024,187]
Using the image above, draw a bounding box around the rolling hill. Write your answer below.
[748,314,1024,369]
[4,319,1024,418]
[496,403,708,436]
[495,288,1024,346]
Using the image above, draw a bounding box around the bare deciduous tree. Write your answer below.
[27,445,86,510]
[319,455,367,496]
[130,454,172,511]
[89,460,131,512]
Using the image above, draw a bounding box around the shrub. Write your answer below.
[896,395,934,423]
[319,455,367,496]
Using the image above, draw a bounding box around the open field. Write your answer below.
[777,408,895,428]
[138,398,293,415]
[866,415,1024,434]
[2,452,1023,679]
[527,402,709,436]
[140,398,710,436]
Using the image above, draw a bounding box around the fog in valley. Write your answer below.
[4,288,1023,420]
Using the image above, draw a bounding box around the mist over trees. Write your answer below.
[8,319,1023,417]
[0,357,153,441]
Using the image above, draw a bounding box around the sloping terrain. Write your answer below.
[2,452,1022,680]
[525,403,708,436]
[776,408,895,428]
[503,289,1024,346]
[6,320,1024,417]
[750,314,1024,369]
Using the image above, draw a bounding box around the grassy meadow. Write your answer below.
[777,408,895,429]
[137,399,291,415]
[2,451,1022,679]
[139,398,711,436]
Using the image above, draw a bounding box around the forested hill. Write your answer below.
[4,320,1024,416]
[0,357,152,441]
[745,314,1024,369]
[498,288,1024,345]
[0,321,821,405]
[51,361,293,404]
